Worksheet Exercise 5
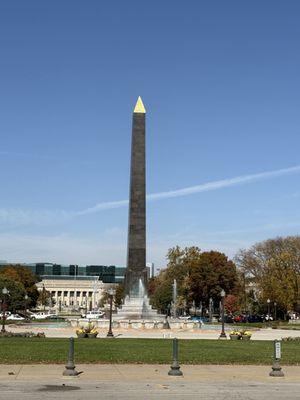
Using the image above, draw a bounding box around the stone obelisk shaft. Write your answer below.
[124,97,147,296]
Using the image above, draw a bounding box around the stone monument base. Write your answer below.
[69,318,201,330]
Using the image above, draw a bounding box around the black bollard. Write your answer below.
[168,338,183,376]
[63,337,79,376]
[269,339,284,377]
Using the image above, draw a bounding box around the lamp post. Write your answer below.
[167,303,171,317]
[42,284,46,311]
[267,298,271,325]
[219,289,227,339]
[24,294,28,320]
[172,279,177,318]
[209,297,213,323]
[274,302,277,321]
[107,287,116,338]
[1,287,9,333]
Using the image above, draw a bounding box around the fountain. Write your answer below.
[116,279,163,320]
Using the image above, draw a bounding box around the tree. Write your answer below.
[115,283,124,308]
[186,251,238,306]
[150,277,173,313]
[99,285,123,309]
[0,265,39,307]
[149,246,239,313]
[149,246,197,313]
[235,236,300,317]
[224,294,239,314]
[37,285,52,310]
[0,275,27,313]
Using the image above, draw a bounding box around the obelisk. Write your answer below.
[124,97,148,296]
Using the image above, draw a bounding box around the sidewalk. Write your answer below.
[1,364,300,400]
[6,324,300,340]
[0,364,299,382]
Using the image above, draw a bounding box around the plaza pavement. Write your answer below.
[6,324,300,340]
[0,364,300,399]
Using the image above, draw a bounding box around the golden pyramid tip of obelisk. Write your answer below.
[134,96,146,113]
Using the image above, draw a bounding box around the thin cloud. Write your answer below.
[1,164,300,226]
[77,164,300,215]
[76,200,129,216]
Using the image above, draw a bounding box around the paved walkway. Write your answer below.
[0,364,299,382]
[0,365,299,400]
[6,324,300,340]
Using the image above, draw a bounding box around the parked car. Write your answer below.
[47,314,63,320]
[191,316,209,323]
[233,314,248,323]
[4,311,11,317]
[6,314,25,321]
[224,315,234,323]
[264,314,273,321]
[247,314,264,323]
[29,312,56,320]
[178,316,191,320]
[83,310,105,319]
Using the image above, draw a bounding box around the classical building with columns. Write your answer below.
[36,276,115,312]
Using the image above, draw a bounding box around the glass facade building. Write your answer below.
[0,262,126,283]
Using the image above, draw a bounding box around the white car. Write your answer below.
[84,310,105,319]
[30,312,54,320]
[178,316,191,320]
[6,314,25,321]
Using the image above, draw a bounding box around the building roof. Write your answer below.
[41,275,99,281]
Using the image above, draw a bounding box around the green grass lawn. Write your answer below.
[0,338,299,365]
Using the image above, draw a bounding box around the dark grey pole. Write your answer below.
[267,299,271,327]
[269,340,284,377]
[219,290,227,339]
[168,338,183,376]
[63,337,79,376]
[209,298,213,323]
[107,294,114,338]
[1,300,6,333]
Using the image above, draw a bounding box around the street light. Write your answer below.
[209,297,213,323]
[1,287,9,333]
[42,284,47,311]
[107,287,116,338]
[267,298,271,325]
[172,279,177,318]
[24,294,29,320]
[219,289,227,339]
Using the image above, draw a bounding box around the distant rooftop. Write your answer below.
[41,275,100,281]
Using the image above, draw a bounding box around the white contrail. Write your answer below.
[77,164,300,215]
[76,200,129,216]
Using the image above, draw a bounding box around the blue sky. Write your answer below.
[0,1,299,267]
